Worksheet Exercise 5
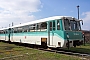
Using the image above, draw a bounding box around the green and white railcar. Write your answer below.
[0,16,84,48]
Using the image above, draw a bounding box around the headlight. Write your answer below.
[67,34,69,38]
[66,32,69,39]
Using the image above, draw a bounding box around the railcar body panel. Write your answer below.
[10,31,65,47]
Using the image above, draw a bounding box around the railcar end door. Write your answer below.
[8,28,11,42]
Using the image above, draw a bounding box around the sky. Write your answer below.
[0,0,90,30]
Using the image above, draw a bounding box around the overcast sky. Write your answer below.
[0,0,90,30]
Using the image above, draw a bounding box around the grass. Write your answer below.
[63,43,90,54]
[0,42,81,60]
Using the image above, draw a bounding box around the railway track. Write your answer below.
[38,48,90,60]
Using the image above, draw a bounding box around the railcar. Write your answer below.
[0,16,84,48]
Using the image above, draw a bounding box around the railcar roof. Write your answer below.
[10,16,77,28]
[0,27,9,30]
[0,16,78,30]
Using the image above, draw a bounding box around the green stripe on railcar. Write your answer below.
[64,31,83,40]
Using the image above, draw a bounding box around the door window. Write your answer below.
[57,20,60,30]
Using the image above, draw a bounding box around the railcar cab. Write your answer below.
[62,17,83,47]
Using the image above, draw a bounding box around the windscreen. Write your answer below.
[64,19,70,30]
[64,19,81,31]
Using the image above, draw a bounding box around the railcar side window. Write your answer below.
[5,30,7,34]
[50,22,52,31]
[41,22,47,31]
[3,31,5,34]
[0,30,4,34]
[0,30,1,34]
[37,23,41,31]
[17,27,23,33]
[57,20,60,30]
[23,25,29,32]
[30,24,36,32]
[14,28,18,33]
[53,21,55,30]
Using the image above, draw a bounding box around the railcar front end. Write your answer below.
[56,17,84,48]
